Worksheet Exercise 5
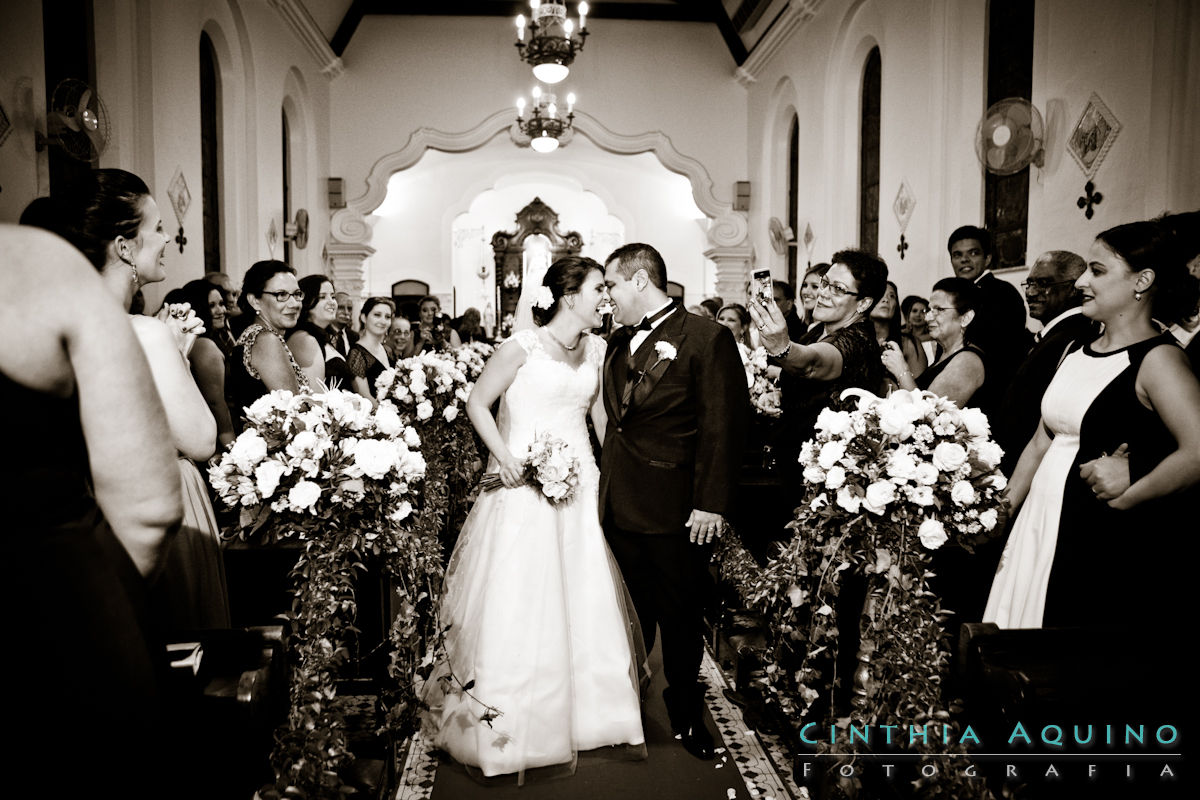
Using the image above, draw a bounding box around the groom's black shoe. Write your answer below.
[679,723,716,761]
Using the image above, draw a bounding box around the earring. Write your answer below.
[1134,290,1143,302]
[118,250,139,285]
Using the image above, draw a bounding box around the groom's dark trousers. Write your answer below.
[599,305,748,728]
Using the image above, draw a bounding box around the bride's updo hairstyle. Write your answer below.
[531,255,604,327]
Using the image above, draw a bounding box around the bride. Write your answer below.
[423,256,646,782]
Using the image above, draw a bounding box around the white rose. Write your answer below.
[951,480,977,506]
[402,427,422,449]
[918,518,948,550]
[877,406,916,439]
[353,438,397,480]
[990,474,1009,491]
[802,465,826,484]
[814,408,852,437]
[818,440,847,469]
[443,404,459,422]
[286,429,320,460]
[974,440,1003,469]
[810,493,829,512]
[542,480,570,500]
[885,449,918,481]
[914,462,939,486]
[979,508,999,531]
[254,459,287,498]
[958,407,991,439]
[863,480,896,515]
[908,485,935,506]
[836,487,862,514]
[824,466,847,490]
[416,401,434,421]
[374,402,404,437]
[230,431,269,471]
[798,441,815,466]
[390,500,413,522]
[288,480,321,512]
[932,442,968,472]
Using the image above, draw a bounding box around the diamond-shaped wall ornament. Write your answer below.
[167,168,191,227]
[803,222,815,252]
[267,218,278,257]
[893,180,916,233]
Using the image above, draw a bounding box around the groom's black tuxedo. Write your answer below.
[599,306,748,533]
[599,304,748,731]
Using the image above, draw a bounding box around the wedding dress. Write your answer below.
[423,328,646,782]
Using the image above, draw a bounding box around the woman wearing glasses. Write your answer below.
[227,260,310,432]
[347,296,396,402]
[882,278,985,409]
[750,250,887,475]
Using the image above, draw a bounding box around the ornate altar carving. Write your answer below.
[491,197,583,338]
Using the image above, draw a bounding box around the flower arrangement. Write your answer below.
[209,389,425,539]
[375,350,474,427]
[456,340,494,382]
[746,345,782,418]
[209,389,440,799]
[502,272,521,289]
[478,432,581,506]
[717,388,1005,798]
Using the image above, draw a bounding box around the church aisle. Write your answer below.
[396,643,803,800]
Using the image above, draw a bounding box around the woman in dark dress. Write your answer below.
[986,220,1200,631]
[347,296,395,402]
[177,278,236,449]
[883,277,985,409]
[226,260,310,431]
[2,225,182,798]
[750,249,887,473]
[872,280,927,384]
[286,273,349,390]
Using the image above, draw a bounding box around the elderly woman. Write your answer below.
[226,260,309,429]
[749,249,887,473]
[883,278,983,408]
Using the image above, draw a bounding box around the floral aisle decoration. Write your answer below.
[477,432,581,505]
[210,389,440,799]
[717,388,1006,798]
[746,345,782,418]
[375,349,483,548]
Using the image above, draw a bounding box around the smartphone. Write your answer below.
[751,268,773,305]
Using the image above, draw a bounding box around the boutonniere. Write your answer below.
[654,341,677,362]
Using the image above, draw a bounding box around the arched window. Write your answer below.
[281,108,292,265]
[859,47,881,256]
[985,0,1034,267]
[787,115,799,286]
[200,32,222,273]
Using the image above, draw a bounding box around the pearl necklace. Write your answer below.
[545,328,581,351]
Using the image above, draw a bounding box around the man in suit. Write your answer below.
[773,279,807,341]
[329,291,357,356]
[599,243,748,761]
[946,226,1030,416]
[996,250,1093,475]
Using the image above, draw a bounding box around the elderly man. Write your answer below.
[386,316,413,362]
[329,291,357,356]
[204,271,241,319]
[996,250,1094,475]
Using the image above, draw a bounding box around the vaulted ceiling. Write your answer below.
[324,1,798,66]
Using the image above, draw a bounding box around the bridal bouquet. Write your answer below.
[478,432,580,506]
[746,345,782,418]
[375,350,474,425]
[208,388,426,541]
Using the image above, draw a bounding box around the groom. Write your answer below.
[599,243,748,760]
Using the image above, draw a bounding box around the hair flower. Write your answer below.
[533,285,556,310]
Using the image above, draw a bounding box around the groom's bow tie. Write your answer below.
[631,304,676,333]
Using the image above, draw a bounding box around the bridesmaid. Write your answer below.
[347,296,395,402]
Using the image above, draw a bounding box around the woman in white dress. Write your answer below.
[423,256,646,783]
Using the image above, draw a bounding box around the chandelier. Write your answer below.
[515,0,589,85]
[516,86,576,153]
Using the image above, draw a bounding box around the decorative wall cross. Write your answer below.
[1076,181,1103,219]
[175,227,187,253]
[897,233,909,260]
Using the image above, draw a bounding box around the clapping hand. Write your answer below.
[1080,443,1130,504]
[156,302,205,359]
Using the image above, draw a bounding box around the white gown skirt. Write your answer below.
[423,481,646,782]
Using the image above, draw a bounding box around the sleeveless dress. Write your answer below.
[227,323,310,432]
[2,374,163,796]
[423,329,646,781]
[984,333,1183,628]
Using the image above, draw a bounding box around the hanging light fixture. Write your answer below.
[515,0,589,85]
[516,85,576,153]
